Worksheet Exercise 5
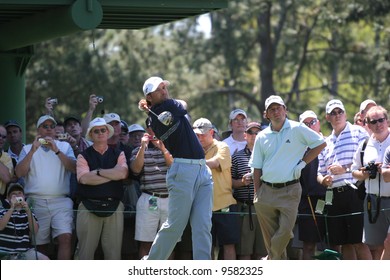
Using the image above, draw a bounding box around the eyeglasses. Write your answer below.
[92,128,107,134]
[303,119,318,127]
[232,118,247,123]
[41,124,56,129]
[0,134,6,139]
[368,117,386,125]
[246,130,259,135]
[329,110,344,116]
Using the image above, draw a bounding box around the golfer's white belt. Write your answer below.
[174,158,206,165]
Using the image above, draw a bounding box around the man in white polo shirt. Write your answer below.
[16,115,76,260]
[249,95,326,260]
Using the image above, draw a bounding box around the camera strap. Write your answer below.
[367,174,381,224]
[360,138,368,165]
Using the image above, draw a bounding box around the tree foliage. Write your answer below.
[24,0,390,140]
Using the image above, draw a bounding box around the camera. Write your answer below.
[16,197,23,203]
[57,133,68,140]
[38,138,48,145]
[365,161,378,179]
[148,135,158,141]
[48,98,58,105]
[96,96,104,103]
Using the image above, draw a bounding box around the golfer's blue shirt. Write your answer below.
[150,99,204,159]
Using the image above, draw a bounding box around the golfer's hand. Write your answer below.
[138,99,149,112]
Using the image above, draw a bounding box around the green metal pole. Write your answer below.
[0,47,33,143]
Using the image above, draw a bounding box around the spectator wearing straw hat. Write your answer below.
[75,117,128,260]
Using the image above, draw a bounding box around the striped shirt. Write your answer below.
[130,146,169,194]
[0,208,37,253]
[318,122,368,188]
[231,146,253,203]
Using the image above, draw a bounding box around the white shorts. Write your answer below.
[135,192,169,242]
[27,197,73,245]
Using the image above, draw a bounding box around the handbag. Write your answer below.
[82,198,119,217]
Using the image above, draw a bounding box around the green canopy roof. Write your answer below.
[0,0,227,51]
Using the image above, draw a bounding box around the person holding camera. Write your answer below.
[15,115,76,260]
[352,105,390,259]
[317,99,372,260]
[0,183,49,260]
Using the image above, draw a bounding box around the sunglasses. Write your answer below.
[0,134,7,139]
[41,124,56,129]
[329,110,344,116]
[92,128,107,134]
[368,117,386,125]
[303,119,318,127]
[246,130,259,135]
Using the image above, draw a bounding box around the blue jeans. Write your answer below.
[146,159,213,260]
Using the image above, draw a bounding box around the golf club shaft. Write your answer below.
[146,107,160,118]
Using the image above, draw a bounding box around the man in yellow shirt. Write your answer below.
[193,118,238,259]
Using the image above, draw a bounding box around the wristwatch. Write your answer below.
[345,166,351,173]
[96,168,101,176]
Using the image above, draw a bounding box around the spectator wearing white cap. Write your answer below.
[76,117,128,259]
[103,113,121,147]
[223,109,248,156]
[15,115,76,260]
[297,110,327,260]
[193,117,238,260]
[138,76,213,260]
[128,124,146,151]
[317,99,372,260]
[249,95,326,260]
[359,99,377,135]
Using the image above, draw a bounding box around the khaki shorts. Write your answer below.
[27,197,73,245]
[135,192,169,242]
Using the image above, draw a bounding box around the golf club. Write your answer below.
[142,106,173,126]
